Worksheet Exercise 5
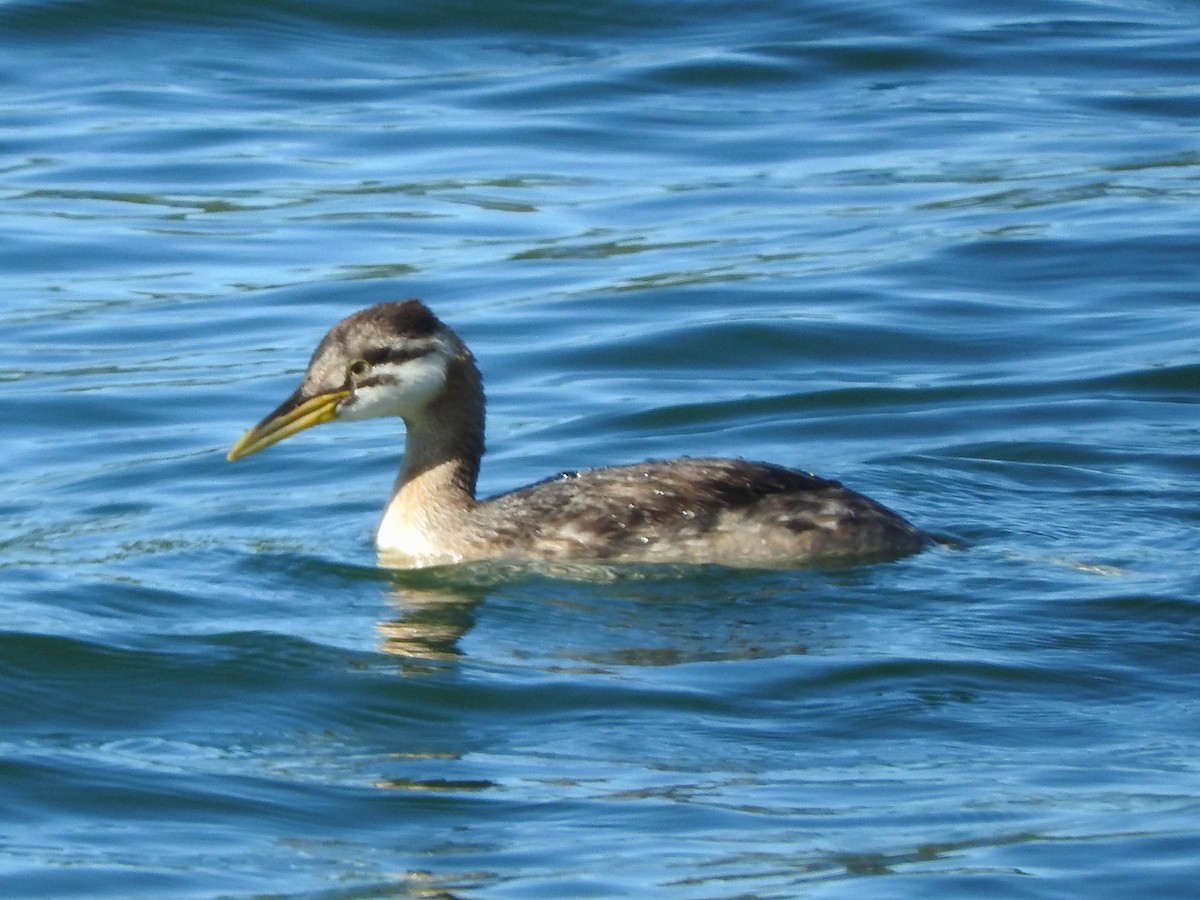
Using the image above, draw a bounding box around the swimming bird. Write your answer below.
[227,300,927,569]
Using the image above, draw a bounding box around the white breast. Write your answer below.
[375,498,466,568]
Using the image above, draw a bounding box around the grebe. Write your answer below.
[227,300,927,568]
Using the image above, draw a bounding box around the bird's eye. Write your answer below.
[347,359,370,379]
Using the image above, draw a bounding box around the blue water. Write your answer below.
[3,0,1200,896]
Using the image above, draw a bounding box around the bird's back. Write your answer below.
[474,457,926,567]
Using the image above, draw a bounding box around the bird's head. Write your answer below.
[227,300,466,461]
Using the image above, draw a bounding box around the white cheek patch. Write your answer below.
[390,353,450,419]
[336,340,452,422]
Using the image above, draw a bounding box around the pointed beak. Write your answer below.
[226,387,352,462]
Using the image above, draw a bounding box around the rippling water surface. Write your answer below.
[3,0,1199,897]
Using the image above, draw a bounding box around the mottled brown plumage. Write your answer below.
[476,459,924,565]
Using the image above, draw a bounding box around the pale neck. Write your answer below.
[393,357,485,511]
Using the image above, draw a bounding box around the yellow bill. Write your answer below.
[227,388,351,461]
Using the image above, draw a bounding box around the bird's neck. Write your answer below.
[377,358,485,556]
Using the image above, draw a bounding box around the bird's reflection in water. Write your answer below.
[372,560,490,660]
[373,558,816,667]
[375,582,482,661]
[372,557,660,661]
